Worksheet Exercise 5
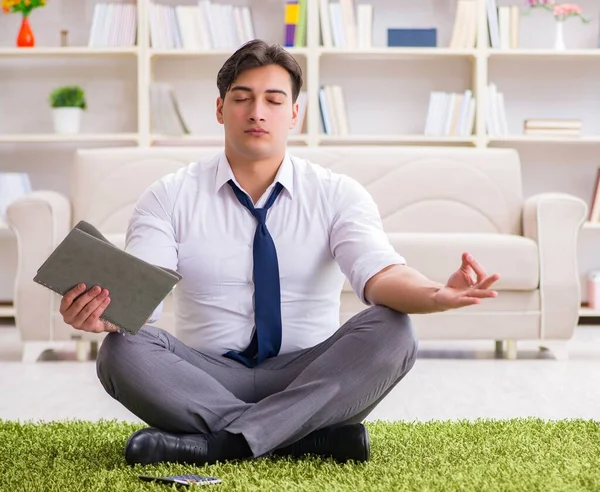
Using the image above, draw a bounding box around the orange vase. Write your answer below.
[17,16,35,48]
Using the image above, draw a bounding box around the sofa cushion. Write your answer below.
[385,233,539,291]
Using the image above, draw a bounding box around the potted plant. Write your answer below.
[1,0,47,47]
[49,86,87,134]
[525,1,590,50]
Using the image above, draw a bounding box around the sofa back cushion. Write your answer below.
[72,146,524,235]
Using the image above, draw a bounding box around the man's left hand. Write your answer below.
[433,252,500,311]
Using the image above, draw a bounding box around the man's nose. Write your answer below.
[248,101,266,122]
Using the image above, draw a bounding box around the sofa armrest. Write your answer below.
[522,192,587,339]
[6,191,71,342]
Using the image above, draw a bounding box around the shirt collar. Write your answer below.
[214,151,294,199]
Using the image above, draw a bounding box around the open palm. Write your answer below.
[434,252,500,311]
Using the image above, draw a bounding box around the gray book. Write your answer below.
[33,220,182,335]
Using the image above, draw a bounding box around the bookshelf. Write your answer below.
[1,0,600,316]
[0,0,598,147]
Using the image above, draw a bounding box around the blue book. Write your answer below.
[387,28,437,48]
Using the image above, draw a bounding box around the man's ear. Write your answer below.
[289,100,299,130]
[216,96,224,125]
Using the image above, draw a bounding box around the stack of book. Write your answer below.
[148,0,255,50]
[284,0,307,47]
[486,83,509,136]
[88,2,137,48]
[449,0,478,49]
[423,90,476,137]
[149,83,190,136]
[319,85,349,135]
[318,0,373,49]
[487,1,520,49]
[523,119,582,137]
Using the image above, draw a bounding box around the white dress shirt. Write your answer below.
[125,150,406,356]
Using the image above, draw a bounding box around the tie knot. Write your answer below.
[252,208,268,224]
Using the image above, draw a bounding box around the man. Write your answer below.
[59,39,499,466]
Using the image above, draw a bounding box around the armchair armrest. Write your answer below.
[522,192,587,339]
[6,191,71,341]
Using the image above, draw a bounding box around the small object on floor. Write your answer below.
[139,474,222,486]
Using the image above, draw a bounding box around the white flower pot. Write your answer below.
[52,107,83,134]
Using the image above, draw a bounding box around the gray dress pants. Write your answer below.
[96,305,418,458]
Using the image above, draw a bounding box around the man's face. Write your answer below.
[216,64,299,161]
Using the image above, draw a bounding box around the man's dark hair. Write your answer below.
[217,39,303,103]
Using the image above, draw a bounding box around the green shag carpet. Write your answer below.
[1,419,599,491]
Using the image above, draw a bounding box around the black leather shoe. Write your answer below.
[125,428,211,466]
[272,423,370,463]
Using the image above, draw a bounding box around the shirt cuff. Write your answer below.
[352,254,407,305]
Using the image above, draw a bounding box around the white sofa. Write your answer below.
[6,146,587,361]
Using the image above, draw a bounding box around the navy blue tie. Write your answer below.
[224,179,284,368]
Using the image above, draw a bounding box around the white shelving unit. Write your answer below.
[0,0,598,147]
[1,0,600,317]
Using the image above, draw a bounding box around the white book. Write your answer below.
[319,0,333,48]
[171,6,183,49]
[157,5,170,49]
[488,83,501,135]
[194,5,210,50]
[117,4,129,47]
[449,0,466,49]
[436,93,449,135]
[291,91,308,134]
[88,3,101,47]
[97,3,111,47]
[148,3,161,49]
[128,4,138,47]
[220,4,234,49]
[241,7,255,42]
[443,93,457,136]
[497,92,509,135]
[233,7,246,47]
[174,7,189,49]
[332,85,349,135]
[198,0,215,50]
[175,7,192,49]
[466,97,476,135]
[465,1,478,49]
[209,2,224,49]
[329,2,345,49]
[318,87,333,134]
[457,90,472,136]
[116,3,131,48]
[424,92,440,135]
[324,85,339,134]
[487,0,500,48]
[108,3,121,47]
[339,0,357,49]
[498,6,511,50]
[356,4,373,49]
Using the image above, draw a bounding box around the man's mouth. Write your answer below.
[245,128,268,135]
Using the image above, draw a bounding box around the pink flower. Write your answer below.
[554,3,582,16]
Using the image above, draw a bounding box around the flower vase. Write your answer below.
[554,20,566,51]
[17,16,35,48]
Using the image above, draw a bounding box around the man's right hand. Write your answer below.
[59,283,115,333]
